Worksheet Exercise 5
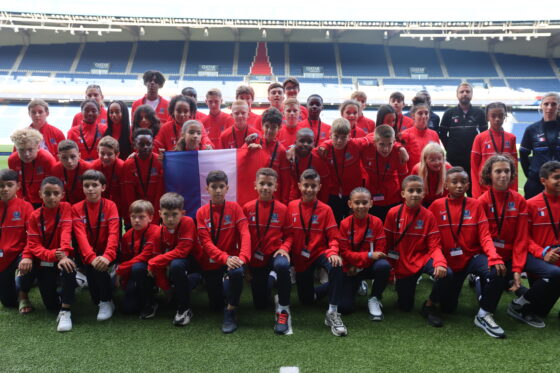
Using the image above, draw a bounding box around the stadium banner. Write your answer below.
[303,65,324,78]
[91,62,111,74]
[198,64,220,76]
[163,149,265,217]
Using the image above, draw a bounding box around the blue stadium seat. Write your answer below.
[383,78,461,87]
[238,42,257,75]
[56,73,138,80]
[496,54,554,77]
[507,79,560,92]
[512,110,541,124]
[390,46,443,77]
[76,42,132,73]
[339,44,388,77]
[19,44,80,71]
[185,42,234,76]
[490,79,507,87]
[440,50,498,77]
[290,43,337,76]
[132,41,184,74]
[511,122,532,140]
[0,45,22,69]
[267,42,285,76]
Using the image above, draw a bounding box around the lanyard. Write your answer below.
[172,121,181,143]
[309,119,322,147]
[105,162,117,196]
[375,155,390,186]
[130,229,147,255]
[84,199,104,250]
[40,207,61,249]
[63,162,81,198]
[331,146,347,193]
[20,159,35,199]
[445,197,467,247]
[231,126,248,148]
[255,200,275,247]
[490,189,509,237]
[542,193,560,243]
[0,201,8,240]
[393,205,421,249]
[80,124,100,155]
[299,200,318,247]
[489,130,504,154]
[134,154,154,199]
[160,221,182,252]
[350,216,370,252]
[263,139,279,168]
[209,202,225,245]
[294,154,313,180]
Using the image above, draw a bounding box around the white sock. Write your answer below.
[328,304,338,313]
[513,295,530,306]
[477,308,489,318]
[278,304,290,313]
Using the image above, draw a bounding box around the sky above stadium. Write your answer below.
[5,0,559,22]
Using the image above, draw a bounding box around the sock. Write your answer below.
[513,295,530,306]
[328,304,338,313]
[61,307,71,312]
[278,304,290,313]
[477,308,489,318]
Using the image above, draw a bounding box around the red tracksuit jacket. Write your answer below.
[23,202,73,262]
[196,201,251,271]
[67,122,107,161]
[51,159,93,204]
[298,119,330,147]
[155,120,214,151]
[400,127,441,173]
[356,115,376,135]
[471,129,518,198]
[132,95,170,124]
[116,224,161,284]
[411,163,452,206]
[122,153,164,224]
[71,106,108,128]
[219,125,261,149]
[384,203,447,279]
[243,199,292,268]
[478,189,528,273]
[361,144,407,207]
[277,124,301,149]
[0,197,34,272]
[33,123,66,157]
[202,111,235,146]
[429,196,503,272]
[91,158,126,218]
[287,199,339,273]
[289,151,331,203]
[527,192,560,264]
[339,214,386,271]
[8,149,56,205]
[72,198,120,265]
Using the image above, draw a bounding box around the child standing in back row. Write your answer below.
[67,99,107,161]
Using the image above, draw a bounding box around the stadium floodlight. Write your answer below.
[261,29,267,38]
[203,27,209,37]
[325,30,330,39]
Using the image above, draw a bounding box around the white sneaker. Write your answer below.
[325,311,348,337]
[173,309,193,326]
[367,296,384,321]
[57,310,72,332]
[97,301,115,321]
[474,313,506,338]
[75,271,88,288]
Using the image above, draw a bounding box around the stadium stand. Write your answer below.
[76,42,133,73]
[0,45,22,70]
[339,44,388,77]
[19,43,80,72]
[289,42,337,76]
[440,50,498,77]
[132,41,184,74]
[496,53,555,77]
[185,41,235,76]
[266,42,285,76]
[390,46,443,77]
[507,78,560,91]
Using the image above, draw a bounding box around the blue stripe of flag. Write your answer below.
[163,151,201,218]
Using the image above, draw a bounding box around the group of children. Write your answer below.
[2,73,560,340]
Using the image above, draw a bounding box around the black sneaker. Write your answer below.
[140,303,158,319]
[420,301,443,327]
[274,310,291,335]
[507,301,545,328]
[222,308,237,334]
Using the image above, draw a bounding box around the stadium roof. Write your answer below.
[4,0,560,22]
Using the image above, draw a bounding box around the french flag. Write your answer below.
[163,149,267,217]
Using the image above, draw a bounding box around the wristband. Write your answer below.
[542,246,551,259]
[368,251,373,259]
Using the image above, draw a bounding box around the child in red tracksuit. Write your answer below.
[105,100,133,160]
[202,88,234,146]
[429,167,507,338]
[298,95,330,147]
[117,200,160,318]
[52,140,93,204]
[0,169,34,312]
[524,161,560,319]
[338,187,390,319]
[9,128,56,208]
[384,175,450,327]
[91,136,126,218]
[278,98,301,149]
[243,168,292,335]
[196,170,251,334]
[340,100,367,138]
[361,125,408,221]
[72,170,120,321]
[288,128,330,203]
[27,99,65,157]
[287,168,347,337]
[351,91,376,135]
[132,70,170,123]
[220,100,261,149]
[412,143,452,207]
[480,156,554,327]
[319,118,370,223]
[122,128,165,225]
[67,99,107,161]
[244,108,291,204]
[400,101,441,173]
[148,193,200,327]
[18,177,76,332]
[71,84,108,128]
[471,102,518,198]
